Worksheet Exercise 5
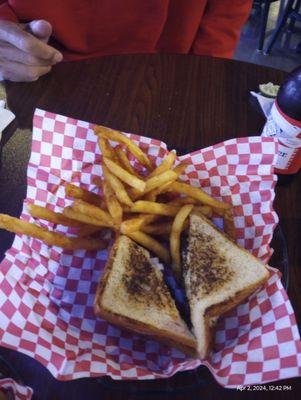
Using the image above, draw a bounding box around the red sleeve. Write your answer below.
[192,0,252,58]
[0,3,18,22]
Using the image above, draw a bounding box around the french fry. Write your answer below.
[141,221,175,235]
[102,165,134,206]
[173,162,189,177]
[130,200,180,216]
[127,187,144,201]
[223,208,236,241]
[27,204,82,227]
[120,214,157,234]
[115,145,138,176]
[0,122,238,263]
[211,206,230,217]
[144,170,178,194]
[142,181,174,201]
[193,205,213,218]
[103,157,146,193]
[142,191,157,202]
[169,198,213,217]
[98,137,116,159]
[126,231,170,264]
[77,225,102,238]
[95,126,153,171]
[2,120,237,260]
[103,180,123,225]
[63,207,113,228]
[65,183,104,207]
[121,205,132,213]
[0,213,105,250]
[148,151,177,178]
[167,181,231,210]
[170,204,194,279]
[168,197,198,206]
[72,199,116,227]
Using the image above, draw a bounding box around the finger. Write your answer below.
[26,20,52,43]
[0,41,57,66]
[0,21,62,62]
[0,59,52,82]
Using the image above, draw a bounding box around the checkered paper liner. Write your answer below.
[0,108,300,388]
[0,378,33,400]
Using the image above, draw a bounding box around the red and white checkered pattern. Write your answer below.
[0,378,33,400]
[0,109,300,387]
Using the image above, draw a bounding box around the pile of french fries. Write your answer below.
[0,126,234,278]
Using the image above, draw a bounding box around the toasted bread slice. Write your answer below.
[183,213,269,359]
[94,235,197,356]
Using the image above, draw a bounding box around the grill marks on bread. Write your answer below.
[122,241,175,311]
[184,230,234,298]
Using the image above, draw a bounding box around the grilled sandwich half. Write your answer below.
[182,213,270,358]
[94,235,197,355]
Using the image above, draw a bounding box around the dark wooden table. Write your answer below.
[0,54,300,399]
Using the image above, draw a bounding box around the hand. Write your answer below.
[0,19,63,82]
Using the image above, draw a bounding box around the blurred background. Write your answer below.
[235,0,301,71]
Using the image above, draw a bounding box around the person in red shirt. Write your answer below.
[0,0,252,82]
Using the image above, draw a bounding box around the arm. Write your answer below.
[192,0,252,58]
